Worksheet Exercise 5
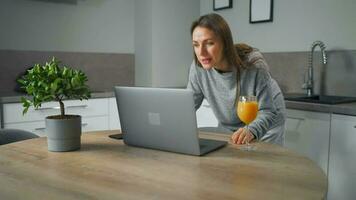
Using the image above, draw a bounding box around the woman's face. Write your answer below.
[192,26,227,70]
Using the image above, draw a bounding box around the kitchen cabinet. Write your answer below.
[111,97,217,130]
[108,97,121,130]
[196,99,218,128]
[2,98,111,136]
[4,116,109,137]
[328,114,356,200]
[2,97,218,136]
[285,109,331,174]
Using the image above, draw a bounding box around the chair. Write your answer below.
[0,129,39,145]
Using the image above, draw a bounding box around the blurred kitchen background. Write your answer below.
[1,0,355,97]
[2,1,356,199]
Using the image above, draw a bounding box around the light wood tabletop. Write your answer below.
[0,130,327,200]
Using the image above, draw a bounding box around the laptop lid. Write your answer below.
[115,86,202,155]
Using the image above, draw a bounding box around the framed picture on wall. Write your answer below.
[213,0,233,11]
[249,0,273,23]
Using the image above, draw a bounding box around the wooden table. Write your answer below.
[0,130,327,200]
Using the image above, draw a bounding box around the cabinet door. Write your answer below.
[3,98,110,135]
[285,109,330,174]
[328,114,356,200]
[3,98,109,123]
[82,116,109,132]
[108,97,121,130]
[196,99,218,128]
[4,116,109,137]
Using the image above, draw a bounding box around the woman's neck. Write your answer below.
[214,60,232,73]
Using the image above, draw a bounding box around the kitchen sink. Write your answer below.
[284,94,356,104]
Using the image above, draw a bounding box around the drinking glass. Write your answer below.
[237,96,258,151]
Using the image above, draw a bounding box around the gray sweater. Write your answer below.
[187,51,286,145]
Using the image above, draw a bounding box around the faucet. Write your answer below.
[302,41,327,96]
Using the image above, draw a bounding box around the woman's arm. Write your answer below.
[248,68,285,140]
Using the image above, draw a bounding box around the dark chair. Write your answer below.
[0,129,39,145]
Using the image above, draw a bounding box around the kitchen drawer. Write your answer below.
[3,98,109,123]
[4,116,109,137]
[4,120,46,137]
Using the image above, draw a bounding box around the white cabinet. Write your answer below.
[109,97,217,130]
[4,120,47,136]
[196,99,218,128]
[328,114,356,200]
[108,97,121,130]
[2,97,217,134]
[2,98,111,136]
[285,109,331,174]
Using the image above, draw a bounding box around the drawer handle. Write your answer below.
[202,105,210,108]
[35,107,59,111]
[35,123,87,130]
[66,105,88,109]
[35,105,88,111]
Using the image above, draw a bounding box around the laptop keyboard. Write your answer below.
[199,138,215,149]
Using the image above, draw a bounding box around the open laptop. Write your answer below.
[114,86,227,156]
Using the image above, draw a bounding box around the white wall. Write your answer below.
[0,0,200,87]
[135,0,153,86]
[0,0,134,53]
[135,0,200,87]
[200,0,356,52]
[151,0,200,87]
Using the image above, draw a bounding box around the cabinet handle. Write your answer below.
[35,123,87,130]
[35,107,60,111]
[287,117,305,121]
[202,105,210,108]
[66,105,88,109]
[35,105,88,111]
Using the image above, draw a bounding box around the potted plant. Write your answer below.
[17,57,91,152]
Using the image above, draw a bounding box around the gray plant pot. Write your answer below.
[45,115,82,152]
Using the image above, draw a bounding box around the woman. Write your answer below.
[187,13,285,145]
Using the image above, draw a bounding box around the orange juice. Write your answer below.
[237,101,258,124]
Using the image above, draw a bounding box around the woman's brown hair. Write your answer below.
[234,43,254,65]
[190,13,243,70]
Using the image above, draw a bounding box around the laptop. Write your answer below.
[114,86,227,156]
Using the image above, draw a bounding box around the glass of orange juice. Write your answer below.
[237,96,258,150]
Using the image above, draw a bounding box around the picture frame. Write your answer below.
[213,0,233,11]
[249,0,273,23]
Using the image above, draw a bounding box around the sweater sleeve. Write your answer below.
[186,61,204,110]
[247,68,285,140]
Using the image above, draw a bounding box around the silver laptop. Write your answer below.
[114,86,227,156]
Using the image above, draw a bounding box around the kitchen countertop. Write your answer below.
[285,100,356,116]
[0,91,115,104]
[1,91,356,116]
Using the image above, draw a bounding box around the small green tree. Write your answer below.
[17,57,91,118]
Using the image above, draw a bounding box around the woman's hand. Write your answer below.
[231,127,255,144]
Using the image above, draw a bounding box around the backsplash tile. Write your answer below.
[264,50,356,97]
[0,50,134,95]
[1,49,355,98]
